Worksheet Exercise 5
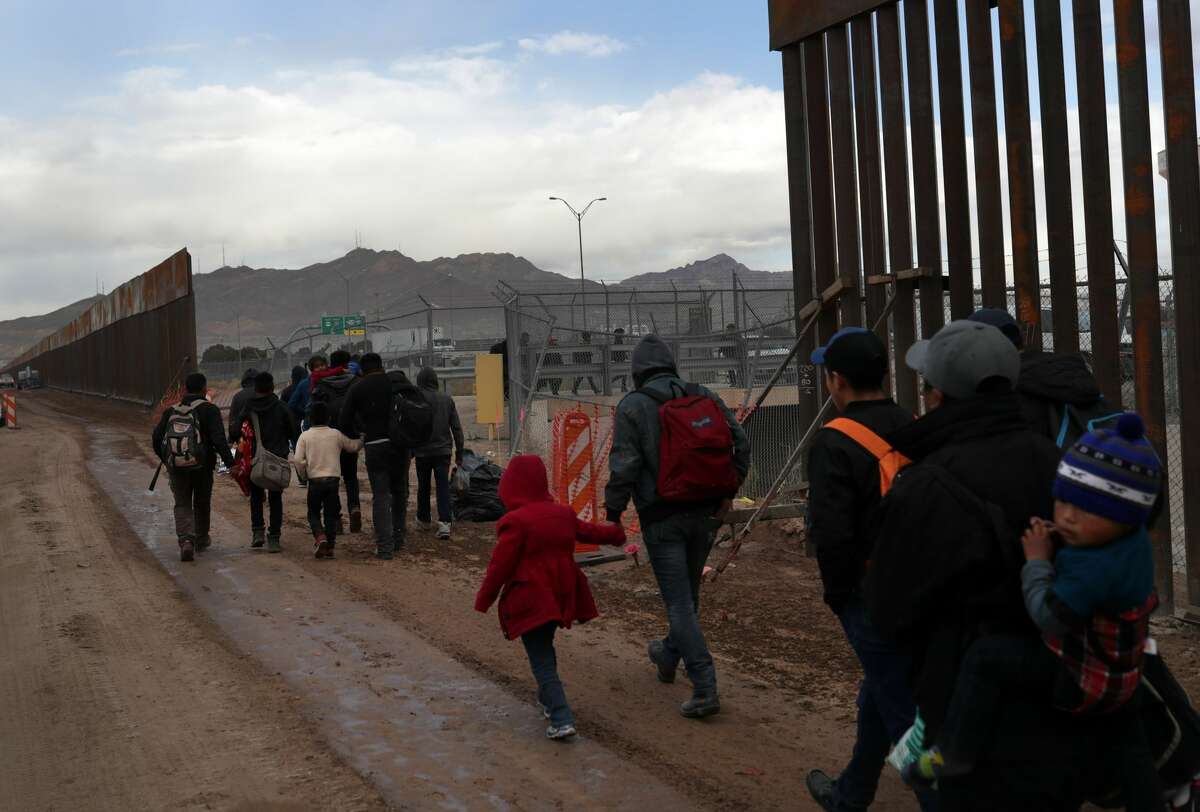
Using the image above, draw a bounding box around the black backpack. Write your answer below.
[310,373,357,430]
[388,378,434,448]
[1049,400,1124,449]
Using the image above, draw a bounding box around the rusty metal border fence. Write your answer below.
[2,250,197,405]
[769,0,1200,617]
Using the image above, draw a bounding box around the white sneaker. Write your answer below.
[415,520,433,532]
[436,522,451,540]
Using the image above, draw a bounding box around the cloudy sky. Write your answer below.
[0,1,1191,321]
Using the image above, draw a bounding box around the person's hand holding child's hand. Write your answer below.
[1021,517,1055,562]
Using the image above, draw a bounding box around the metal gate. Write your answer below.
[771,0,1200,616]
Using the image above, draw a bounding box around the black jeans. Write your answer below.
[364,441,409,551]
[521,622,573,727]
[168,467,214,541]
[340,451,360,512]
[833,598,938,812]
[642,511,719,693]
[415,455,452,523]
[306,476,341,544]
[249,483,283,534]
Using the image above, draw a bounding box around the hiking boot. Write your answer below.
[648,640,678,684]
[349,509,363,534]
[179,539,195,562]
[805,770,837,812]
[680,691,720,719]
[545,723,577,741]
[313,533,330,559]
[375,548,394,561]
[251,529,266,549]
[195,534,212,553]
[415,519,433,532]
[266,533,282,553]
[392,533,406,551]
[436,522,451,540]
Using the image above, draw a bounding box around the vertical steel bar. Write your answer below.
[1033,0,1080,354]
[904,0,946,336]
[876,3,919,412]
[997,0,1042,348]
[782,43,820,433]
[934,0,975,319]
[1113,0,1173,612]
[804,35,840,347]
[851,15,887,339]
[827,24,864,328]
[1072,0,1122,405]
[1158,0,1200,609]
[965,0,1007,306]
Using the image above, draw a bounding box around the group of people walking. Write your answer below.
[152,349,463,562]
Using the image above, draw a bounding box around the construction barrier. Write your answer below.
[1,392,14,428]
[551,410,600,553]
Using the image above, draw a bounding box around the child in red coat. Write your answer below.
[475,455,625,740]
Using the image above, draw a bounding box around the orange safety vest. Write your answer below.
[824,417,911,496]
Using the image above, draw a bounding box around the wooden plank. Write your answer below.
[1072,0,1122,405]
[796,277,853,320]
[852,14,888,340]
[1034,0,1080,354]
[769,0,890,50]
[804,36,841,349]
[827,24,864,327]
[1157,0,1200,608]
[998,0,1042,349]
[904,0,947,335]
[876,3,919,412]
[934,0,976,319]
[1114,0,1173,612]
[965,0,1007,307]
[781,43,821,433]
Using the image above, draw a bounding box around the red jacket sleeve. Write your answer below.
[475,514,524,613]
[574,517,626,547]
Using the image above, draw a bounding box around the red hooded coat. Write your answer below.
[474,455,624,639]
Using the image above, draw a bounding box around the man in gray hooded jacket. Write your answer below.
[605,335,750,718]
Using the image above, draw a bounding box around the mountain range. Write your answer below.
[0,250,793,360]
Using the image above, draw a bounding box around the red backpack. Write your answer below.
[637,382,740,502]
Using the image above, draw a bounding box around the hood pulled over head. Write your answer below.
[290,365,307,384]
[498,455,552,510]
[631,335,677,382]
[417,366,438,390]
[240,368,260,388]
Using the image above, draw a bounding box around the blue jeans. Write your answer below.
[642,511,718,693]
[521,622,573,727]
[415,455,452,523]
[834,598,938,812]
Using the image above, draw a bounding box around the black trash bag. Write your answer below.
[452,449,506,522]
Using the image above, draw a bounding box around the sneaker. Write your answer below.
[349,509,363,534]
[266,534,282,553]
[179,539,195,562]
[537,699,551,720]
[251,529,266,549]
[313,533,330,559]
[648,640,678,684]
[545,723,577,741]
[415,519,433,532]
[436,522,451,540]
[679,692,720,719]
[805,770,837,812]
[195,535,212,553]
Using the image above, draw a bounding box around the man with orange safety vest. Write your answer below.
[802,327,935,812]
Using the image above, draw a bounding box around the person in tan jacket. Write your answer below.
[294,401,363,559]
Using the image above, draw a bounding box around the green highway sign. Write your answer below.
[344,314,367,336]
[320,315,344,335]
[320,314,366,336]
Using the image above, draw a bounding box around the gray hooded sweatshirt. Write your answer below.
[414,367,465,460]
[604,335,751,526]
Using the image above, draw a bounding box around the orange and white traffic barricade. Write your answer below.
[551,409,600,553]
[1,392,15,429]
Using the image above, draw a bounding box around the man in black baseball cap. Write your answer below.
[805,328,933,811]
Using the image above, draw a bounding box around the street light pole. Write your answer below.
[549,196,606,331]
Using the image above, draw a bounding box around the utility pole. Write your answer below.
[548,196,606,331]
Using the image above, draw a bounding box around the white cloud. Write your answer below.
[0,53,788,320]
[518,31,627,58]
[115,42,203,57]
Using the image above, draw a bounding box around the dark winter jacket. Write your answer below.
[806,399,913,612]
[866,393,1061,736]
[1017,351,1108,443]
[604,336,751,527]
[229,392,298,459]
[226,368,259,440]
[414,368,464,461]
[279,365,307,406]
[475,455,623,639]
[340,370,393,444]
[152,393,234,470]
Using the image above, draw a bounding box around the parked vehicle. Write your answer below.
[17,368,41,389]
[0,374,14,389]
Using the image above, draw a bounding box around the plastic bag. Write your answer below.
[886,711,926,774]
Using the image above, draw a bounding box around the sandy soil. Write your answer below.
[5,388,1200,811]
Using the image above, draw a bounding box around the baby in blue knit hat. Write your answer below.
[905,413,1161,790]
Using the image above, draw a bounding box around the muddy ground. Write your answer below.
[3,389,1199,811]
